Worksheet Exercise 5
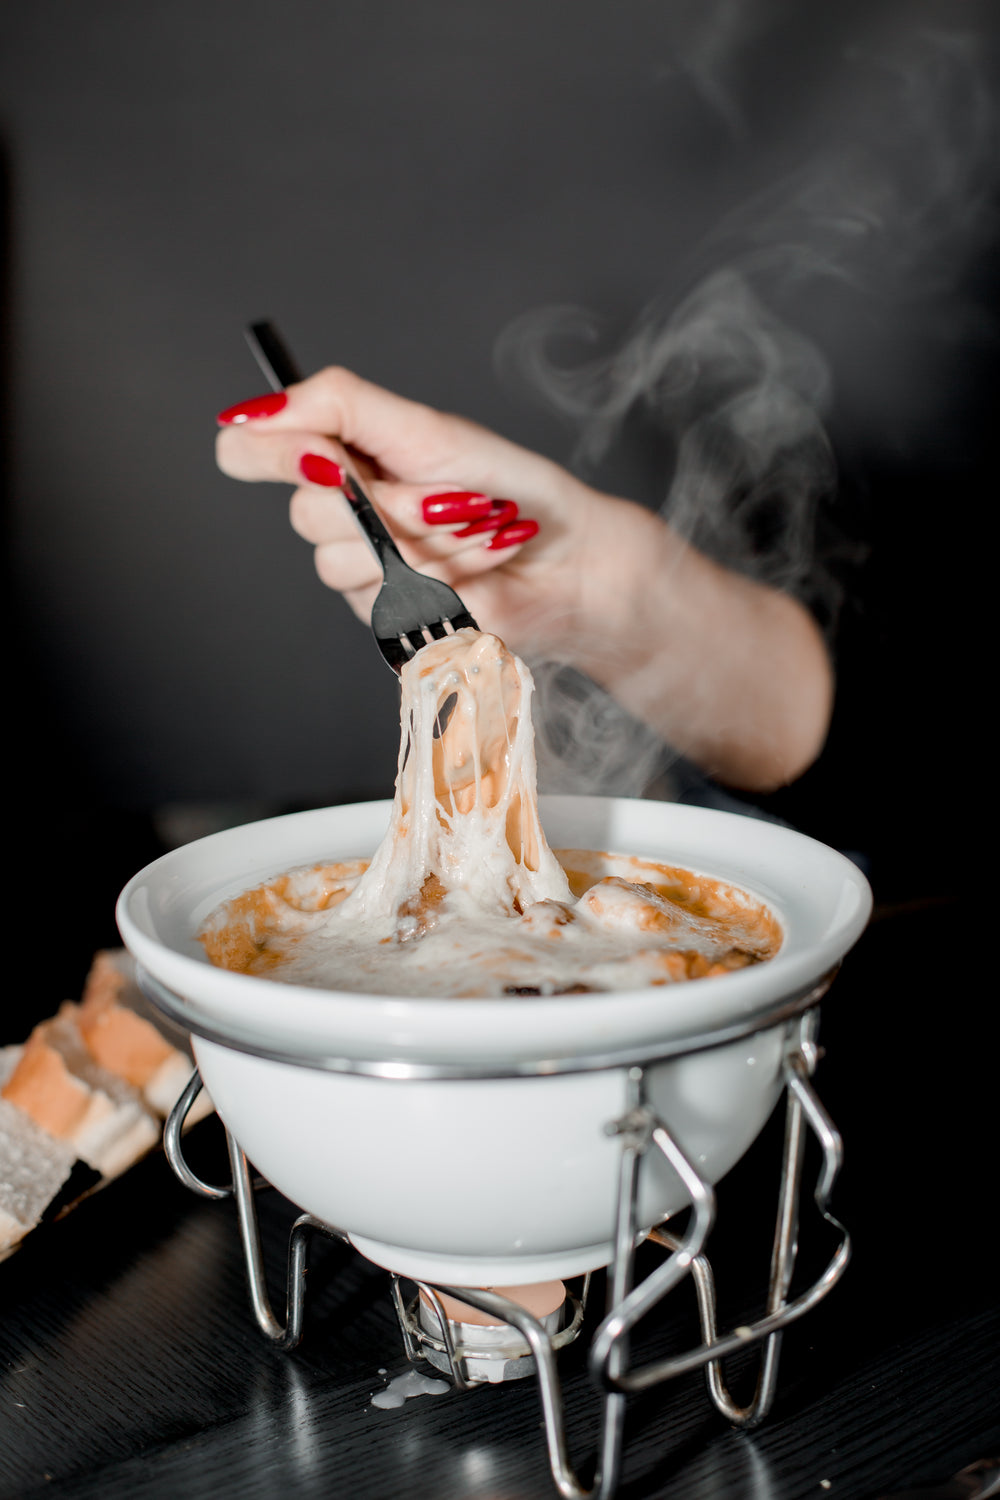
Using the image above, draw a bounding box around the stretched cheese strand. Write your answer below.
[340,629,571,924]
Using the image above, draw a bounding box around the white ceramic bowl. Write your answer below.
[117,795,871,1285]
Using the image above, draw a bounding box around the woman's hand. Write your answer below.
[216,366,603,658]
[216,365,833,792]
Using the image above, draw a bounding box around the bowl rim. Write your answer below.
[141,963,837,1078]
[116,793,872,1066]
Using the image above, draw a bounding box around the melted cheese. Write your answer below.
[199,630,781,996]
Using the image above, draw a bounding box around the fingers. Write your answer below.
[216,398,547,544]
[290,479,539,560]
[216,416,352,487]
[291,475,540,608]
[216,367,473,485]
[216,364,574,513]
[308,520,541,611]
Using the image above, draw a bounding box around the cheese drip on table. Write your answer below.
[200,630,780,996]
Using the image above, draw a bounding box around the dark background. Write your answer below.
[1,12,997,1495]
[2,0,995,1026]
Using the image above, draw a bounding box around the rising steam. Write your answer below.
[497,18,999,798]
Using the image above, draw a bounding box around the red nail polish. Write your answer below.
[217,392,288,424]
[454,500,519,538]
[299,453,345,487]
[486,518,540,551]
[421,491,493,524]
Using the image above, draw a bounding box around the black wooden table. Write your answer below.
[2,900,997,1500]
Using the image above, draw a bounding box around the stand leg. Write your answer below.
[596,1012,850,1403]
[225,1132,348,1350]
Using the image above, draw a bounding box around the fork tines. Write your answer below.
[343,473,479,673]
[372,598,478,674]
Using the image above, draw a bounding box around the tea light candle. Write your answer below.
[420,1279,566,1328]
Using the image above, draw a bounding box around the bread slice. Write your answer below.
[1,947,217,1259]
[2,1008,160,1179]
[78,949,214,1124]
[0,1094,78,1256]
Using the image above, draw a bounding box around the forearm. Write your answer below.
[569,501,834,792]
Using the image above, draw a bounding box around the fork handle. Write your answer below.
[244,320,414,579]
[245,321,303,389]
[338,475,415,579]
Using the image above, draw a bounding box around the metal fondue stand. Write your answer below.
[152,966,848,1500]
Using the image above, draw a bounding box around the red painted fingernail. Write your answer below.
[421,491,493,524]
[485,518,540,551]
[299,453,345,487]
[216,392,288,424]
[454,499,519,538]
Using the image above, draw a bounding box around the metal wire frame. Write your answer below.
[140,965,834,1079]
[163,994,848,1500]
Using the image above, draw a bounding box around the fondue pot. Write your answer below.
[117,793,868,1282]
[117,793,871,1496]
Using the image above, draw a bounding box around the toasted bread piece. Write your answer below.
[2,1009,159,1179]
[1,1031,105,1139]
[0,949,219,1259]
[78,968,177,1087]
[0,1094,78,1256]
[78,949,213,1124]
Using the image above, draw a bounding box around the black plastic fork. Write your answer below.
[244,320,478,672]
